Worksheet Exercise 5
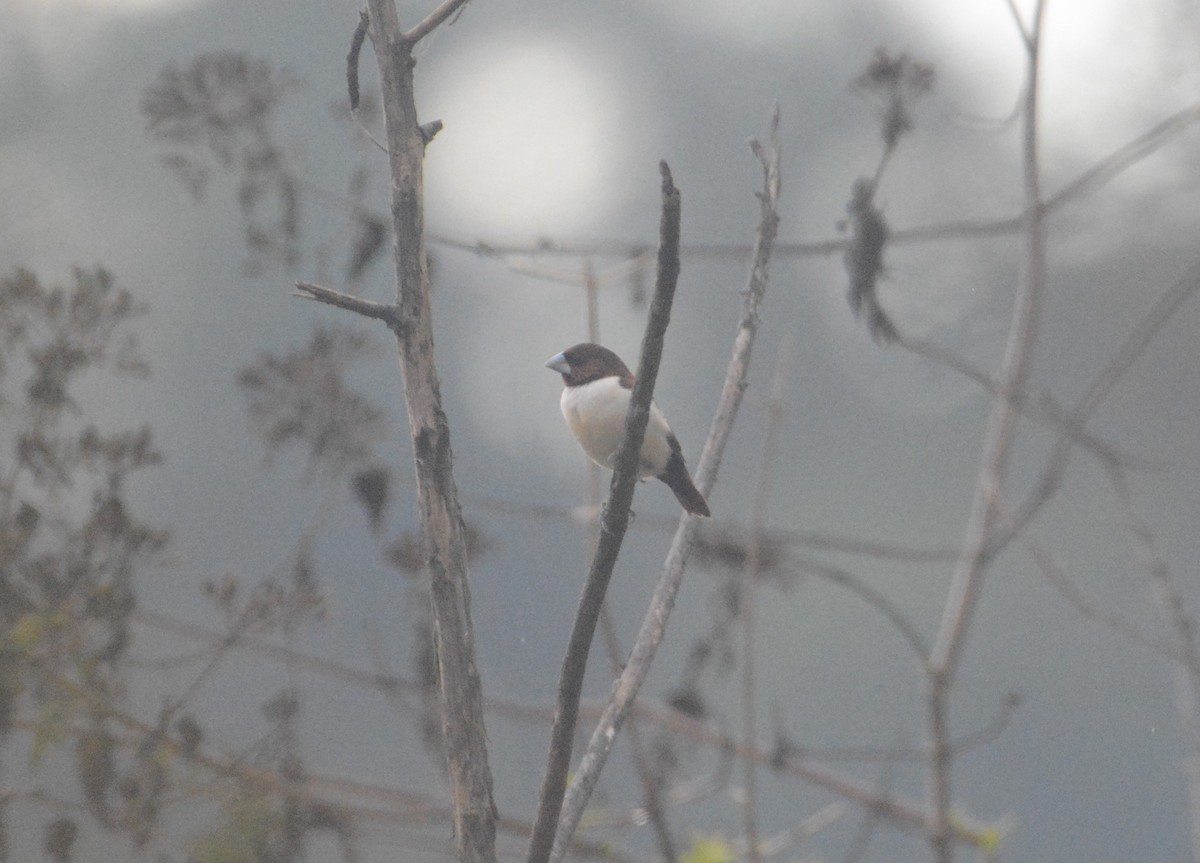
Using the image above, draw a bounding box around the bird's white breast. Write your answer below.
[560,377,673,477]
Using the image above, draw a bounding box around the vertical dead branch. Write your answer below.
[599,608,680,863]
[526,162,684,863]
[924,3,1046,862]
[738,334,794,863]
[1104,460,1200,863]
[361,2,496,861]
[547,110,782,863]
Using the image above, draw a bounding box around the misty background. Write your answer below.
[4,0,1200,861]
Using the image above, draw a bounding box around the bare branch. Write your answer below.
[599,608,680,863]
[427,100,1200,264]
[1046,103,1200,211]
[131,604,999,850]
[993,258,1200,563]
[526,162,684,863]
[899,335,1142,468]
[133,606,1014,763]
[419,119,444,144]
[1103,459,1200,861]
[925,4,1047,859]
[362,2,497,860]
[796,555,930,660]
[739,334,794,863]
[947,691,1022,755]
[294,281,400,327]
[458,487,960,561]
[1002,0,1034,50]
[1073,260,1200,421]
[840,757,897,863]
[404,0,472,43]
[22,645,639,863]
[1019,532,1183,660]
[347,11,368,110]
[742,803,844,861]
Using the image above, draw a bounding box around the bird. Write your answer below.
[546,342,710,517]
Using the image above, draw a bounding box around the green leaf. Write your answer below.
[681,836,735,863]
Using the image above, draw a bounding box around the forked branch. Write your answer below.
[526,162,684,863]
[547,109,783,863]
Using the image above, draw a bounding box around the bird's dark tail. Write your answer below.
[658,450,710,517]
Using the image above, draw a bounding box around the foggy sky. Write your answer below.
[4,0,1200,861]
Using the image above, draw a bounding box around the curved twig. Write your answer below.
[738,335,794,863]
[347,11,368,110]
[796,555,930,661]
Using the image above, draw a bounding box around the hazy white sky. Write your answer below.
[425,40,627,238]
[2,2,1199,862]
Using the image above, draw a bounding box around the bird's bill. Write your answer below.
[545,352,571,375]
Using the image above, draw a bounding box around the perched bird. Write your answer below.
[546,343,710,517]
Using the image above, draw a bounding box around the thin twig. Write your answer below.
[994,258,1200,561]
[1045,103,1200,213]
[548,109,783,863]
[945,691,1023,755]
[1103,459,1200,861]
[1002,0,1034,50]
[347,11,368,110]
[294,281,401,328]
[425,100,1200,262]
[774,691,1020,766]
[133,605,1015,763]
[599,606,679,863]
[925,4,1047,861]
[739,334,793,863]
[795,555,930,661]
[125,608,994,849]
[1070,259,1200,420]
[464,487,960,561]
[18,650,641,862]
[526,162,684,863]
[743,802,844,860]
[840,746,899,863]
[899,335,1141,468]
[403,0,473,43]
[1020,531,1184,660]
